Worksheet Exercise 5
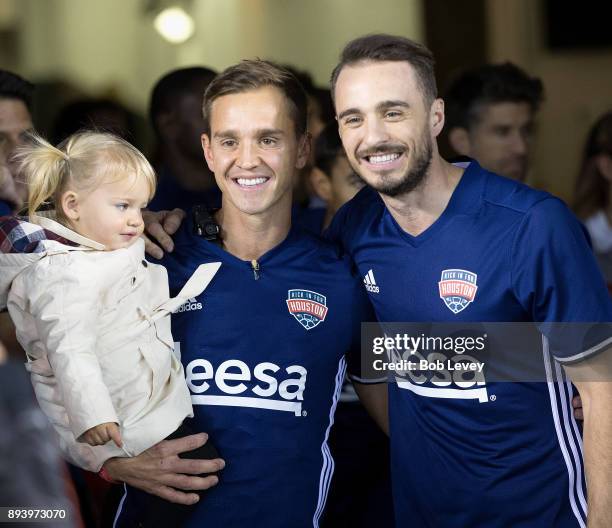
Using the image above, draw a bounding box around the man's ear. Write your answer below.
[202,134,215,172]
[430,98,445,138]
[296,133,311,170]
[309,167,333,203]
[60,190,80,221]
[448,127,472,157]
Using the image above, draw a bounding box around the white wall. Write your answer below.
[15,0,424,113]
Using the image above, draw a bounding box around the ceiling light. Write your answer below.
[153,6,194,44]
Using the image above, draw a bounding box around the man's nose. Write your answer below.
[362,117,390,149]
[510,130,529,156]
[237,142,259,169]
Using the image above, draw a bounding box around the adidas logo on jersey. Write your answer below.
[176,297,203,313]
[363,269,380,293]
[185,358,307,416]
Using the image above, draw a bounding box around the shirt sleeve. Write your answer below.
[345,269,387,383]
[511,197,612,363]
[28,255,119,439]
[323,199,350,254]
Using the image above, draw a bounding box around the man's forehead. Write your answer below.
[213,86,287,111]
[334,61,421,109]
[473,101,534,127]
[0,98,33,130]
[209,86,294,133]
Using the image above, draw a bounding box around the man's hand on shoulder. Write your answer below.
[143,208,186,259]
[103,432,224,504]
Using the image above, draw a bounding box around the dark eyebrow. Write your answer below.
[213,128,285,138]
[337,108,361,121]
[338,100,410,121]
[213,130,238,139]
[377,100,410,112]
[257,128,284,136]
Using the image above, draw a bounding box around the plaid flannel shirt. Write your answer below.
[0,216,77,254]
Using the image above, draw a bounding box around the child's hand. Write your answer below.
[82,422,123,448]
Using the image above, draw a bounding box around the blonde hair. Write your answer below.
[16,131,156,222]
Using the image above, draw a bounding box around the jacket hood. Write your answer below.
[0,216,79,310]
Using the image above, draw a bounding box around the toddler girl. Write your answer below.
[0,131,220,525]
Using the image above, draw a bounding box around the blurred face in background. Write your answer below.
[310,153,365,217]
[0,97,33,206]
[176,92,210,161]
[155,80,215,191]
[454,101,534,182]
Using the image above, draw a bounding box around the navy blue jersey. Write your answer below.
[292,205,326,235]
[132,218,370,527]
[327,161,612,528]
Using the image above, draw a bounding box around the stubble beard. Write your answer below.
[374,132,433,198]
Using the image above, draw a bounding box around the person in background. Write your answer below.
[444,62,543,182]
[148,67,220,212]
[0,70,35,357]
[1,155,13,216]
[51,98,138,146]
[0,339,81,528]
[283,66,335,211]
[303,121,366,232]
[0,69,35,213]
[573,111,612,288]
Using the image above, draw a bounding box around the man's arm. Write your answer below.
[103,433,224,505]
[563,348,612,528]
[354,382,389,436]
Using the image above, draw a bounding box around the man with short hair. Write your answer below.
[329,34,612,527]
[0,69,34,213]
[444,62,543,182]
[108,60,372,528]
[0,70,35,356]
[148,67,220,212]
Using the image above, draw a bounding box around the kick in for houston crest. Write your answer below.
[286,289,328,330]
[438,269,478,314]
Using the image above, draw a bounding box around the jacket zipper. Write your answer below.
[251,259,260,280]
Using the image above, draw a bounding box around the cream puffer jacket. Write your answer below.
[0,216,220,471]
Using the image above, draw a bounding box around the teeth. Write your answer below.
[369,153,400,164]
[237,177,267,186]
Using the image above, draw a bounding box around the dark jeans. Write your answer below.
[114,423,219,528]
